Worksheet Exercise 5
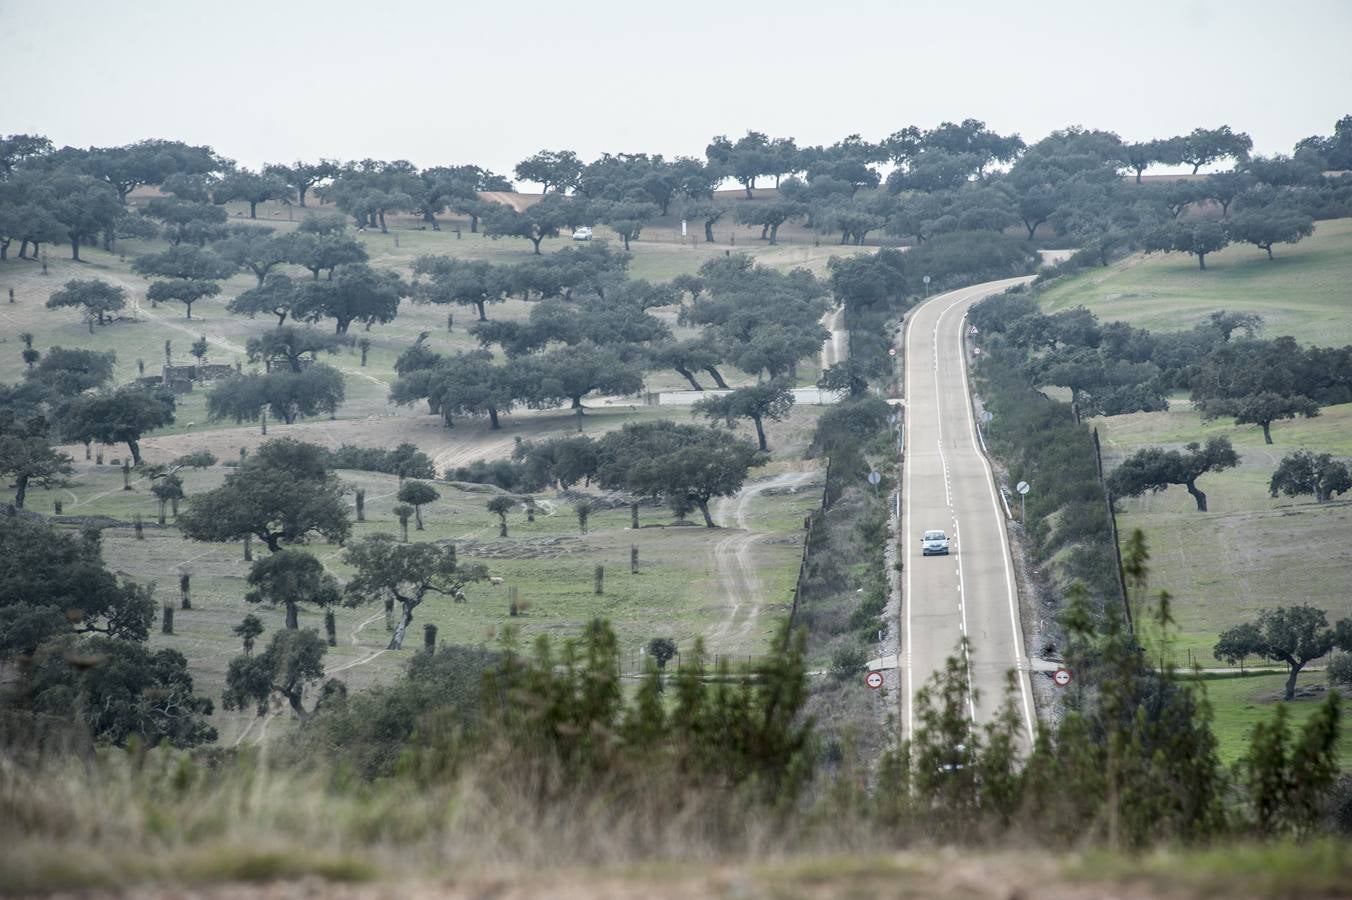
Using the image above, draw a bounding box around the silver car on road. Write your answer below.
[921,529,950,556]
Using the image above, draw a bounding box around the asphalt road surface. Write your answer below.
[901,277,1037,745]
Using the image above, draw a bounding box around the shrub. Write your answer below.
[830,645,867,681]
[325,443,435,479]
[1329,651,1352,687]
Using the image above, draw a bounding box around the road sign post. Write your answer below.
[1053,668,1072,687]
[923,274,931,297]
[1016,480,1030,523]
[865,670,884,689]
[867,470,881,496]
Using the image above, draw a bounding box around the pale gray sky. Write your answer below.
[2,0,1349,185]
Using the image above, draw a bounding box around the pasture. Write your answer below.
[1037,217,1352,347]
[0,191,851,746]
[1095,401,1352,660]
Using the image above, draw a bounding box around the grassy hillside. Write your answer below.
[1096,400,1352,659]
[1037,217,1352,347]
[33,413,825,746]
[1196,671,1352,769]
[0,194,850,748]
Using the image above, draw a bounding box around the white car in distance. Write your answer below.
[921,529,950,556]
[571,226,593,241]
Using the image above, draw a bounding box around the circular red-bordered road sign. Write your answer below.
[1052,668,1072,687]
[865,671,884,689]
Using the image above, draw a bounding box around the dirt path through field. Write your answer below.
[706,470,817,651]
[819,305,848,370]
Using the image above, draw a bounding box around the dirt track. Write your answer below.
[707,469,819,652]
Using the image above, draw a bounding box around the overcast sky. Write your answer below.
[3,0,1349,185]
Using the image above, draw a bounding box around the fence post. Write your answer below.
[631,544,639,574]
[631,502,639,529]
[594,565,604,595]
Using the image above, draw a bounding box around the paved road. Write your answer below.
[900,277,1036,745]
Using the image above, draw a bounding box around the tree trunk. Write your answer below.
[1261,421,1273,444]
[475,300,487,321]
[185,301,194,319]
[284,689,309,721]
[704,220,715,243]
[498,518,508,538]
[285,601,298,630]
[298,186,309,207]
[248,201,258,219]
[263,533,281,552]
[1284,662,1302,701]
[70,234,81,261]
[1024,221,1037,240]
[622,234,631,251]
[158,499,167,525]
[1198,253,1207,271]
[697,498,715,528]
[703,365,730,389]
[487,406,500,429]
[530,236,543,255]
[14,474,27,509]
[675,366,703,390]
[1265,244,1274,261]
[469,212,479,233]
[126,440,142,467]
[388,599,417,650]
[1185,478,1207,512]
[769,223,780,245]
[752,415,768,451]
[414,505,424,530]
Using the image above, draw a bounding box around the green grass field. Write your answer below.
[0,194,853,747]
[37,421,825,746]
[1190,671,1352,769]
[1037,217,1352,347]
[1096,401,1352,660]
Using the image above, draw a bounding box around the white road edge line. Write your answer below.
[954,284,1037,743]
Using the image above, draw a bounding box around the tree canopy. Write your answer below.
[177,438,350,552]
[343,536,487,650]
[1107,436,1240,512]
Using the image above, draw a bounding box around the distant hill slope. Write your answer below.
[1036,217,1352,347]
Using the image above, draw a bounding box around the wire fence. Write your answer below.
[787,457,833,632]
[1091,427,1135,634]
[1148,646,1330,674]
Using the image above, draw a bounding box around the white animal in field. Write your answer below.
[489,576,504,586]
